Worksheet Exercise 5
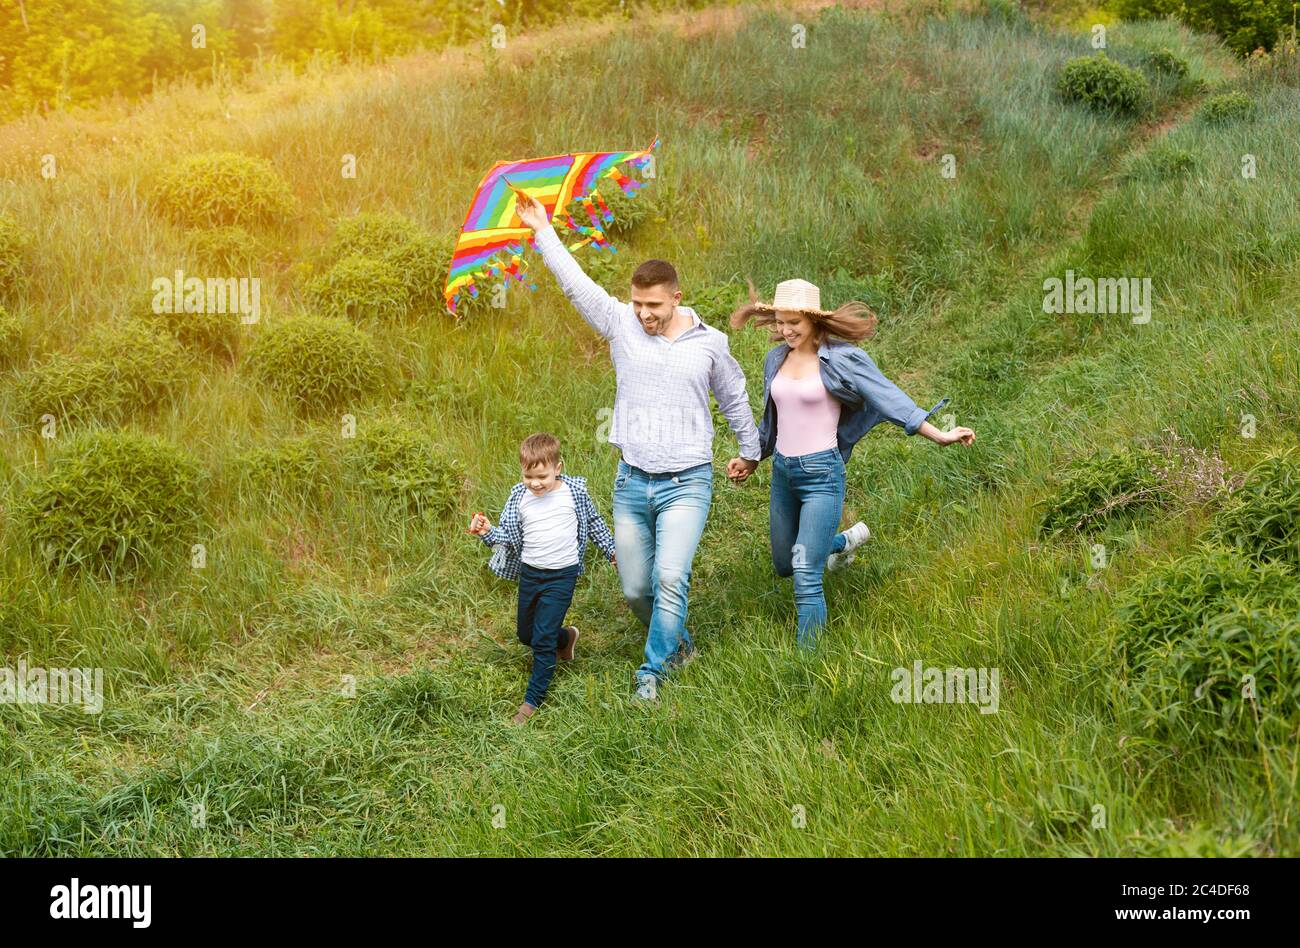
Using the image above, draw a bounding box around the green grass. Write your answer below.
[1,2,1297,856]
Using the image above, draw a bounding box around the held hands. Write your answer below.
[726,457,758,483]
[467,512,492,536]
[515,192,549,233]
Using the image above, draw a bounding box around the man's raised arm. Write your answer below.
[520,196,621,340]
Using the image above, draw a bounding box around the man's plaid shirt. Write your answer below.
[478,474,616,582]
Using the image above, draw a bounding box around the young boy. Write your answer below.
[469,433,617,725]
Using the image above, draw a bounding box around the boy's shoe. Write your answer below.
[631,674,658,704]
[557,626,579,662]
[827,522,870,572]
[510,702,536,725]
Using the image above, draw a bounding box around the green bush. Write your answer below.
[13,320,189,427]
[686,281,744,328]
[188,226,261,270]
[245,315,385,415]
[1197,91,1255,123]
[1038,446,1168,537]
[18,429,204,573]
[1131,603,1300,746]
[347,416,465,517]
[1116,0,1294,57]
[141,286,246,362]
[1056,53,1149,113]
[1126,142,1198,181]
[0,214,33,297]
[234,434,335,504]
[1109,544,1300,672]
[383,233,454,312]
[345,416,467,517]
[1208,448,1300,568]
[0,305,22,365]
[153,152,297,228]
[305,254,412,321]
[325,213,423,261]
[1143,46,1190,79]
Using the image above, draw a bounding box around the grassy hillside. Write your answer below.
[1,0,1297,855]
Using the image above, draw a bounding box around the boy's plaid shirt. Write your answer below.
[477,474,616,582]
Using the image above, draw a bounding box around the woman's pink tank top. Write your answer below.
[771,369,841,457]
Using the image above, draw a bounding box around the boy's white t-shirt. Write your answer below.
[518,482,580,569]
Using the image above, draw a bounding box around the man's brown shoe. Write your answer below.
[510,702,536,725]
[557,626,579,662]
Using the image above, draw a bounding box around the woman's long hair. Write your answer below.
[729,278,878,345]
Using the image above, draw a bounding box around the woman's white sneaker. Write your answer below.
[827,522,870,572]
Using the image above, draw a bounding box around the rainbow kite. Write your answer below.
[444,137,661,315]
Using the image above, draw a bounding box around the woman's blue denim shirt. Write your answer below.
[757,338,949,464]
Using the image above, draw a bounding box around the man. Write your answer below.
[516,194,761,702]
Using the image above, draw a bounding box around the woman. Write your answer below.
[726,278,976,649]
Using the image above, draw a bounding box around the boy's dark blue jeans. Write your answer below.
[516,561,580,708]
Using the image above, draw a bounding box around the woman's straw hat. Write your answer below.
[748,278,837,317]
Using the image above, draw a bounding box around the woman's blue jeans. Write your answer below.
[770,447,848,648]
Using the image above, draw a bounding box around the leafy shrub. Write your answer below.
[17,429,204,573]
[686,281,743,328]
[1208,448,1300,568]
[1143,46,1190,79]
[347,416,465,517]
[13,320,189,427]
[1126,142,1198,181]
[1198,91,1255,123]
[579,248,630,292]
[1131,604,1300,746]
[383,233,454,312]
[305,254,411,321]
[1038,446,1168,537]
[188,226,261,270]
[234,434,336,505]
[1056,53,1149,113]
[317,214,456,315]
[1115,0,1293,57]
[0,305,22,365]
[245,315,385,415]
[325,213,423,260]
[153,152,297,228]
[0,214,33,297]
[1109,544,1300,671]
[141,286,246,362]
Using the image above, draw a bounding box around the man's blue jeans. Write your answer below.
[612,459,713,682]
[770,447,848,648]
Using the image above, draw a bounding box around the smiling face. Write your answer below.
[630,282,682,336]
[775,309,819,351]
[522,460,562,496]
